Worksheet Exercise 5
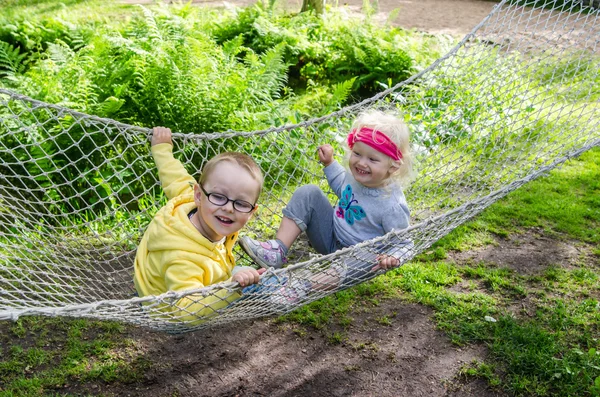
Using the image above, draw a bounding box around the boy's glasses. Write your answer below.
[199,184,256,213]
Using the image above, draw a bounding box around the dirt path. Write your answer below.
[126,0,499,37]
[268,0,499,36]
[346,0,499,35]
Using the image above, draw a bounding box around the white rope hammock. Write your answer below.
[0,0,599,333]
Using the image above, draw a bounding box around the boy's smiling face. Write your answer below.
[193,161,260,242]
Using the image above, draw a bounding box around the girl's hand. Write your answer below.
[371,255,400,271]
[232,267,266,287]
[152,126,173,146]
[318,144,334,166]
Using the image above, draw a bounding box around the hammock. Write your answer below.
[0,0,598,333]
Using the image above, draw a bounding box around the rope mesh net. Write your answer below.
[0,0,599,333]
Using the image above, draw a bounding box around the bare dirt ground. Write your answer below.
[342,0,501,35]
[103,233,597,397]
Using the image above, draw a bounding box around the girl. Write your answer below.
[240,110,414,303]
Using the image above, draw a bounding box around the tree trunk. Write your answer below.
[301,0,326,14]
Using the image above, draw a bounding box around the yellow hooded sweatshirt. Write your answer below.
[134,143,241,322]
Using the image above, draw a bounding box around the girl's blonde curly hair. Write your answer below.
[347,109,415,187]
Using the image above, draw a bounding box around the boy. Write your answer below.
[134,127,264,321]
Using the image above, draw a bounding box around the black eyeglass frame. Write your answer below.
[198,184,256,213]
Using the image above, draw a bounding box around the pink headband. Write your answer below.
[347,127,403,161]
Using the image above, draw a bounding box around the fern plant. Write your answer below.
[0,1,430,211]
[0,41,26,77]
[207,3,417,100]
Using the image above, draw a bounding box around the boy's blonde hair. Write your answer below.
[348,109,414,187]
[199,152,264,199]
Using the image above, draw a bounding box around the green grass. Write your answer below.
[428,148,600,256]
[0,317,152,396]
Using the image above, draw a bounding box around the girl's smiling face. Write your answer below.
[348,142,397,188]
[193,161,260,242]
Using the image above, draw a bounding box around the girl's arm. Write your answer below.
[323,161,346,197]
[374,201,412,270]
[319,144,346,197]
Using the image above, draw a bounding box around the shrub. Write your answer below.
[208,3,414,99]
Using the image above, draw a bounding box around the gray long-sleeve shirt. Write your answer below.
[324,161,410,252]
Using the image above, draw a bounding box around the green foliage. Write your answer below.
[0,0,444,217]
[406,48,535,149]
[491,316,600,397]
[423,148,600,259]
[0,103,153,219]
[482,149,600,244]
[528,51,600,103]
[8,6,289,133]
[0,0,87,6]
[209,3,416,98]
[0,41,26,76]
[0,4,95,72]
[460,360,502,387]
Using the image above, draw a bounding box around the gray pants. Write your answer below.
[282,184,341,255]
[283,185,376,284]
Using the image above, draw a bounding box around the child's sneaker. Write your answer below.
[269,278,310,308]
[239,237,287,269]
